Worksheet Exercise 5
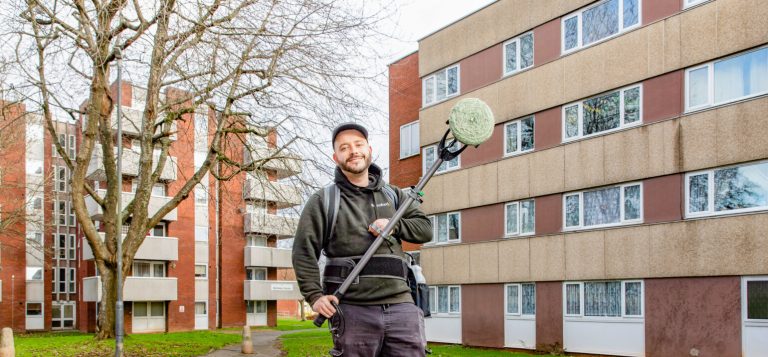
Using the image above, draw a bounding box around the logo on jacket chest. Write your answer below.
[371,202,390,208]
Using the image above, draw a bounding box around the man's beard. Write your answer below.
[339,154,371,174]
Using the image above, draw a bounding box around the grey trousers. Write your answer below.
[329,302,426,357]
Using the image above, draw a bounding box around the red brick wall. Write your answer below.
[388,52,423,252]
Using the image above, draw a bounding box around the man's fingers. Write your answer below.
[328,295,340,305]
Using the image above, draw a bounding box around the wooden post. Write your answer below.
[0,327,14,357]
[241,325,253,354]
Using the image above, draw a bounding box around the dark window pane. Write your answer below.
[583,91,621,136]
[583,0,619,46]
[747,281,768,319]
[623,87,641,123]
[521,117,534,151]
[624,185,641,220]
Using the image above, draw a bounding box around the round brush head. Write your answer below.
[448,98,494,146]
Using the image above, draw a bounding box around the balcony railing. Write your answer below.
[243,147,302,179]
[243,280,302,300]
[243,213,298,237]
[85,190,177,221]
[86,144,177,182]
[243,178,302,208]
[83,233,178,261]
[82,276,178,302]
[244,246,293,268]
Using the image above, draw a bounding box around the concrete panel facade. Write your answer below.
[461,284,505,348]
[645,276,741,357]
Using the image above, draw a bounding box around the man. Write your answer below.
[292,122,433,356]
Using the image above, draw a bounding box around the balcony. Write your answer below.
[243,280,302,300]
[82,276,178,302]
[83,233,178,261]
[243,213,298,237]
[85,190,178,221]
[243,147,302,179]
[86,144,177,182]
[243,178,302,208]
[83,106,177,140]
[244,247,293,268]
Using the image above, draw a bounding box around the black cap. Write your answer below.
[331,122,368,147]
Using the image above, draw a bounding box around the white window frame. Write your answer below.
[430,285,461,315]
[684,161,768,218]
[246,267,267,281]
[684,0,711,9]
[426,212,461,245]
[399,121,420,159]
[422,64,461,107]
[562,84,643,142]
[26,302,44,317]
[195,264,208,279]
[195,184,208,206]
[684,46,768,112]
[195,301,208,316]
[51,302,76,329]
[68,234,76,259]
[246,234,268,247]
[68,203,76,227]
[504,116,535,157]
[132,261,166,278]
[505,283,536,317]
[563,280,644,319]
[743,276,768,324]
[502,32,535,77]
[563,182,643,231]
[561,0,643,54]
[68,134,76,159]
[422,143,460,175]
[504,199,536,237]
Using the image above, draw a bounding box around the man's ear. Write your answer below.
[332,152,339,164]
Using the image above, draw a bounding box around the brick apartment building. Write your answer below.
[0,81,304,333]
[389,0,768,356]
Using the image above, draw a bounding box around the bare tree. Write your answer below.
[1,0,390,339]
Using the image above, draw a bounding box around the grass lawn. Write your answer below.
[254,317,317,331]
[279,329,544,357]
[14,330,240,357]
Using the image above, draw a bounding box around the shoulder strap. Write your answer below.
[381,184,399,210]
[322,183,340,250]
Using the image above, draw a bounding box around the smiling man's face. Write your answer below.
[332,129,372,175]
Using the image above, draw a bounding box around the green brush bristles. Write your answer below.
[448,98,495,146]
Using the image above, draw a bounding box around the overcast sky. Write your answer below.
[369,0,496,179]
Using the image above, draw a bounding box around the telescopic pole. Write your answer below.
[115,45,124,357]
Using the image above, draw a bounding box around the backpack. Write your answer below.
[321,183,431,317]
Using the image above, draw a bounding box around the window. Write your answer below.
[68,135,76,159]
[195,265,208,279]
[52,302,75,329]
[247,301,267,314]
[422,141,460,175]
[504,116,534,156]
[426,212,460,244]
[58,201,66,225]
[422,64,460,106]
[563,85,641,141]
[57,234,67,259]
[684,0,711,8]
[429,285,461,314]
[26,267,43,280]
[562,0,641,53]
[685,47,768,112]
[505,199,535,237]
[55,166,67,192]
[150,223,166,237]
[564,182,642,230]
[506,283,536,315]
[246,234,267,247]
[195,185,208,206]
[68,203,76,227]
[27,232,42,245]
[744,277,768,321]
[399,121,420,159]
[132,261,165,277]
[564,280,643,318]
[33,197,42,210]
[195,302,207,315]
[134,302,165,317]
[54,268,76,293]
[151,183,166,196]
[503,32,534,76]
[685,161,768,218]
[246,267,267,281]
[26,302,43,316]
[68,235,76,259]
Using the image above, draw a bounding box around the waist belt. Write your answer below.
[323,254,408,285]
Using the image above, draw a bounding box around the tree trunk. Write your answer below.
[97,266,118,339]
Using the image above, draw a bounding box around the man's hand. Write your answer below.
[368,219,390,237]
[313,295,340,318]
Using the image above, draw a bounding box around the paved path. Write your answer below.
[204,329,314,357]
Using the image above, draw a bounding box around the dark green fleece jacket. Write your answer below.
[292,164,433,306]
